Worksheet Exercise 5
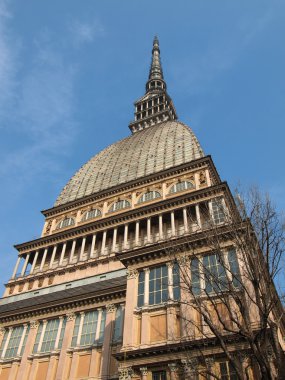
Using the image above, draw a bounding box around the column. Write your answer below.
[101,304,116,378]
[1,327,12,358]
[69,240,76,263]
[76,312,85,346]
[123,224,129,250]
[16,320,39,380]
[79,237,86,261]
[123,270,139,349]
[55,313,76,380]
[147,218,151,243]
[101,231,107,255]
[59,243,66,266]
[183,207,189,233]
[49,245,57,268]
[90,234,97,258]
[195,204,202,229]
[40,248,48,271]
[159,214,163,240]
[16,324,28,356]
[38,320,48,352]
[171,211,176,236]
[167,263,174,300]
[30,251,39,274]
[112,228,117,252]
[135,221,140,246]
[21,253,30,277]
[140,367,148,380]
[144,268,150,306]
[12,256,21,279]
[54,317,64,349]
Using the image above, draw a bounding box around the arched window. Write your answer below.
[169,181,195,194]
[57,217,75,229]
[108,199,131,213]
[138,190,161,204]
[82,209,101,221]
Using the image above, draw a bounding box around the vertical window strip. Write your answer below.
[219,361,238,380]
[173,263,181,300]
[20,325,30,356]
[5,326,24,358]
[228,249,240,287]
[191,258,201,295]
[149,265,168,305]
[41,319,59,353]
[71,315,81,347]
[98,309,106,343]
[212,198,226,224]
[203,254,227,293]
[80,311,98,346]
[57,318,66,349]
[33,323,43,353]
[0,329,8,357]
[137,271,145,307]
[113,306,124,342]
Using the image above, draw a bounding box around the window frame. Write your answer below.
[57,217,75,229]
[108,199,131,213]
[138,190,161,204]
[169,180,195,195]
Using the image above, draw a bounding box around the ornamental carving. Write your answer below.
[140,367,148,376]
[168,364,178,372]
[66,312,76,321]
[45,219,52,235]
[181,358,198,374]
[205,357,214,368]
[177,256,189,267]
[0,327,5,336]
[106,303,116,313]
[127,269,139,279]
[199,171,206,185]
[30,320,39,329]
[119,366,133,380]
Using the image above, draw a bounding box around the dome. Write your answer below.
[55,121,204,206]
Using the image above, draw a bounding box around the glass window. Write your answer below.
[41,319,60,353]
[33,323,43,353]
[0,329,8,357]
[109,200,131,213]
[191,258,201,295]
[98,309,106,343]
[149,265,168,305]
[152,371,166,380]
[113,306,124,342]
[4,326,24,358]
[228,249,240,288]
[173,263,180,300]
[20,325,30,356]
[57,217,75,229]
[169,181,195,194]
[71,315,81,347]
[138,191,161,204]
[80,311,98,346]
[203,254,227,293]
[212,198,226,224]
[219,361,238,380]
[137,271,145,307]
[82,209,101,221]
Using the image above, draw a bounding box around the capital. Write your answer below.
[127,268,139,279]
[66,312,76,321]
[140,367,148,376]
[106,303,117,313]
[30,320,40,329]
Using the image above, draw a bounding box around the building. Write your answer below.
[0,37,284,380]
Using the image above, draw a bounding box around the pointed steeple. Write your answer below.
[129,37,177,134]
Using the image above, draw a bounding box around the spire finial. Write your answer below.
[148,35,164,81]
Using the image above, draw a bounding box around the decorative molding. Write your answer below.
[66,312,76,321]
[119,366,133,380]
[140,367,148,376]
[168,363,178,372]
[30,320,39,329]
[126,269,139,280]
[0,327,5,336]
[106,303,116,313]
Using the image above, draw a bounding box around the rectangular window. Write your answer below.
[173,263,180,300]
[113,306,124,342]
[33,323,43,353]
[219,361,238,380]
[20,325,30,356]
[137,271,145,307]
[152,371,166,380]
[80,311,98,346]
[149,265,168,305]
[5,326,24,358]
[228,249,240,288]
[71,315,80,347]
[98,309,106,343]
[0,329,8,357]
[203,253,227,293]
[41,319,59,353]
[191,258,201,295]
[212,198,226,224]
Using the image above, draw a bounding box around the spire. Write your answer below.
[129,37,177,134]
[148,36,164,81]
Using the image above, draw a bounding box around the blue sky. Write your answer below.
[0,0,284,294]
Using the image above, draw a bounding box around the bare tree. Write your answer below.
[165,187,285,380]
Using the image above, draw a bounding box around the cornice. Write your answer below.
[15,181,230,253]
[41,155,219,217]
